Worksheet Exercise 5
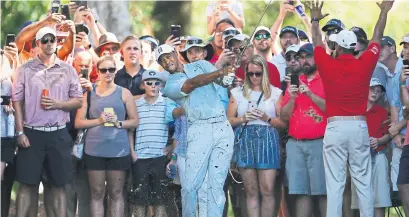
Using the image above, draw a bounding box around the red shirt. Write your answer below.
[314,43,380,117]
[236,62,281,88]
[365,104,389,152]
[209,54,219,64]
[282,73,327,139]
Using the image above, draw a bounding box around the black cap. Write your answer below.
[322,19,345,32]
[381,36,396,46]
[298,30,309,42]
[298,43,313,55]
[350,26,368,44]
[279,26,299,38]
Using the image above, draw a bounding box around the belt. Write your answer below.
[24,124,66,132]
[327,116,366,123]
[290,137,324,142]
[189,116,227,125]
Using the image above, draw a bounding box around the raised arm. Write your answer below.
[308,0,329,48]
[270,2,294,54]
[57,20,75,60]
[370,0,394,44]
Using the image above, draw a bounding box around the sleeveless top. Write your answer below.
[84,86,129,157]
[231,85,282,126]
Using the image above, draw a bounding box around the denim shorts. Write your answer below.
[286,138,326,195]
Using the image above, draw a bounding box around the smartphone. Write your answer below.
[285,67,293,76]
[104,108,115,127]
[75,24,86,34]
[61,4,70,19]
[80,69,88,79]
[1,96,11,105]
[51,0,60,13]
[248,101,257,110]
[403,59,409,69]
[170,25,181,41]
[5,34,15,46]
[290,73,299,87]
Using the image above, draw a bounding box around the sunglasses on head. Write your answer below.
[247,72,263,77]
[186,39,204,45]
[285,54,299,61]
[144,81,162,86]
[98,68,116,74]
[41,37,56,44]
[223,30,240,37]
[254,33,271,40]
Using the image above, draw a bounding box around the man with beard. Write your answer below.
[12,26,83,217]
[156,44,234,217]
[309,0,393,216]
[229,34,281,88]
[281,43,327,217]
[252,26,274,63]
[271,26,300,82]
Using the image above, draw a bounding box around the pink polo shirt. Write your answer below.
[12,56,83,127]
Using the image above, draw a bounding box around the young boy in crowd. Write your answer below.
[351,78,392,217]
[131,69,178,217]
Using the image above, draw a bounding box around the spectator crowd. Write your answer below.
[1,0,409,217]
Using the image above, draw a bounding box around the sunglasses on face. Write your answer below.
[247,72,263,77]
[186,39,204,45]
[98,68,116,74]
[41,37,56,44]
[144,81,162,87]
[285,54,299,62]
[254,34,271,40]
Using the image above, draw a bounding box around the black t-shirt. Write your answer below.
[114,65,146,96]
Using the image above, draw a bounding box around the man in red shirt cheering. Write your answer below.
[308,1,394,217]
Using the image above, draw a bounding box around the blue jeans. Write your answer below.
[182,120,234,217]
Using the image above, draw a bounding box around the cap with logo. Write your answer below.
[322,19,345,32]
[350,26,368,44]
[155,44,175,62]
[380,36,396,46]
[400,34,409,45]
[279,26,299,38]
[370,78,386,92]
[35,27,57,41]
[142,69,166,82]
[180,36,214,63]
[285,44,301,55]
[94,32,120,55]
[329,30,357,49]
[227,34,251,48]
[222,27,241,40]
[298,43,314,55]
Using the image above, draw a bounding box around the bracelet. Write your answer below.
[400,81,407,86]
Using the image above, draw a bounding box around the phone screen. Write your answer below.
[170,25,181,40]
[104,108,115,127]
[6,34,16,46]
[290,73,299,87]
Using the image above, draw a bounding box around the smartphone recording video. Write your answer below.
[170,25,181,41]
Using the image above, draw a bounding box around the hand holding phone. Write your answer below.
[103,108,115,127]
[5,34,16,47]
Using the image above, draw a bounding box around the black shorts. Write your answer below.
[16,127,73,187]
[131,156,170,205]
[84,153,131,171]
[1,137,16,164]
[397,145,409,185]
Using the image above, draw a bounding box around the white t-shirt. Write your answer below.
[271,52,286,82]
[206,1,244,21]
[230,85,282,126]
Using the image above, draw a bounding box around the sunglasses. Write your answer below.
[247,72,263,77]
[186,39,204,45]
[285,54,299,61]
[144,81,162,86]
[98,68,116,74]
[223,29,240,37]
[254,34,271,40]
[326,28,341,36]
[41,37,56,44]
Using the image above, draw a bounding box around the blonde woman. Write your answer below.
[227,55,286,217]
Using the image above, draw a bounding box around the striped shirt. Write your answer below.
[135,95,177,159]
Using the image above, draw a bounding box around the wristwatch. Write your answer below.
[15,131,24,137]
[116,121,123,128]
[311,17,321,23]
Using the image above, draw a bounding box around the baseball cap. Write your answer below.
[142,69,165,82]
[139,35,160,49]
[322,19,345,32]
[222,27,241,40]
[155,44,175,62]
[370,78,386,92]
[254,26,272,36]
[35,27,57,41]
[350,26,368,43]
[329,30,357,49]
[285,44,301,55]
[279,26,299,38]
[94,32,120,55]
[227,34,251,48]
[380,36,396,46]
[298,30,309,42]
[298,43,314,55]
[400,34,409,45]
